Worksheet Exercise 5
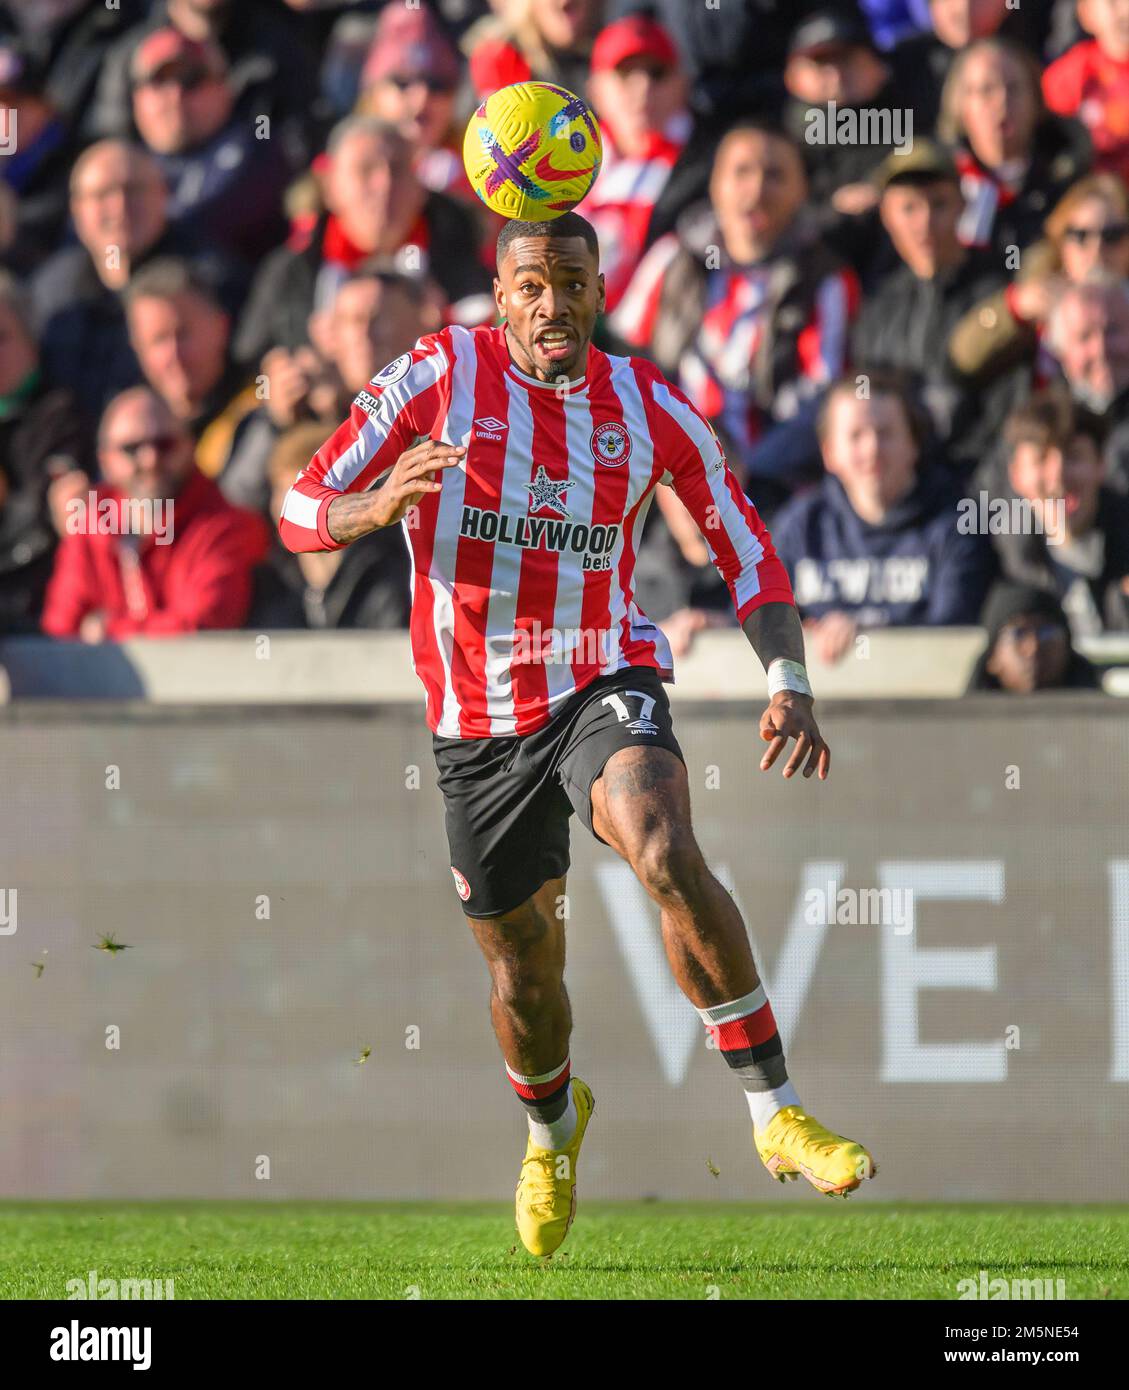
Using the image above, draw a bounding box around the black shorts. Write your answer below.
[433,666,684,918]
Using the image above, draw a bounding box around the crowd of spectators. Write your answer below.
[1,0,1127,696]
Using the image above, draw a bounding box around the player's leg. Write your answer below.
[464,876,596,1256]
[588,746,798,1112]
[464,874,576,1149]
[587,741,874,1197]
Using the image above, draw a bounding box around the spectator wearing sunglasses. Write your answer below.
[87,0,320,167]
[939,37,1091,260]
[951,173,1129,386]
[40,385,267,641]
[966,580,1101,692]
[353,3,468,203]
[128,28,290,263]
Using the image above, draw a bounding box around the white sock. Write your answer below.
[745,1081,802,1135]
[528,1088,578,1150]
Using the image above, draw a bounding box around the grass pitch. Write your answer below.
[2,1202,1127,1300]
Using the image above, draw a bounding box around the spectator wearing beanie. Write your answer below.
[354,3,468,202]
[966,579,1101,692]
[853,139,1020,474]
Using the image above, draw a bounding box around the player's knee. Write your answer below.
[631,826,704,904]
[491,963,562,1015]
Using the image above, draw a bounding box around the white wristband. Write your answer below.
[767,658,813,699]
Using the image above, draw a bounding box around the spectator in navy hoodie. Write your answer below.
[772,372,996,663]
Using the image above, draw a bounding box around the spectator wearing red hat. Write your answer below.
[233,117,492,372]
[584,14,692,312]
[464,0,603,100]
[129,28,290,262]
[88,0,319,167]
[354,3,469,202]
[41,385,268,641]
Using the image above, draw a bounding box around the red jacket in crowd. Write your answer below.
[41,468,269,639]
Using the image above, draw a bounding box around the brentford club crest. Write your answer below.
[451,866,471,901]
[591,421,631,466]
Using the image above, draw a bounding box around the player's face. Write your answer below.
[495,235,605,382]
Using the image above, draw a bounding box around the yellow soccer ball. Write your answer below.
[463,81,603,222]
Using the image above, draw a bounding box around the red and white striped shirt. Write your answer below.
[279,324,794,738]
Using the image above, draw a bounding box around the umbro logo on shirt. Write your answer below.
[473,416,508,441]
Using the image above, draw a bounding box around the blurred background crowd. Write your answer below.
[1,0,1127,695]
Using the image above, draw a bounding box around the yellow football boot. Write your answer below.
[755,1104,875,1197]
[515,1078,595,1256]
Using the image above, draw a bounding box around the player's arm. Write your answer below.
[741,601,830,782]
[325,437,465,542]
[653,376,830,782]
[278,339,460,554]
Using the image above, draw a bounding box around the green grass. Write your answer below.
[1,1202,1126,1300]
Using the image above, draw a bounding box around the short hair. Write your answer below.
[496,211,599,270]
[816,371,929,450]
[123,257,225,315]
[1003,386,1107,456]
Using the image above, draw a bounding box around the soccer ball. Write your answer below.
[463,81,603,222]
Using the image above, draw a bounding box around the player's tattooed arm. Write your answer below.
[741,602,831,782]
[325,493,387,544]
[326,438,467,542]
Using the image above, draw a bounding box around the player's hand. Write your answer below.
[372,437,466,528]
[759,691,830,781]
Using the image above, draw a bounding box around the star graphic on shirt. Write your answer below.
[526,464,576,517]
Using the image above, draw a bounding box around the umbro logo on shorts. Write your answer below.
[473,416,507,441]
[451,866,472,900]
